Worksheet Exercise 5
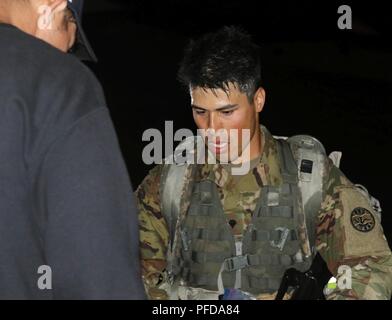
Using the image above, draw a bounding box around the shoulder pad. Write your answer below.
[287,135,327,157]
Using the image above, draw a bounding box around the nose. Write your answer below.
[207,112,221,131]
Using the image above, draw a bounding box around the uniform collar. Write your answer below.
[197,125,283,188]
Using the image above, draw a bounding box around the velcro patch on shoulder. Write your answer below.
[350,207,375,233]
[338,186,390,257]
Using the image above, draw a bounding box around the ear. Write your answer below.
[33,0,67,31]
[32,0,67,12]
[49,0,67,14]
[253,87,266,113]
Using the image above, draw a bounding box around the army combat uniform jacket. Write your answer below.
[137,126,392,300]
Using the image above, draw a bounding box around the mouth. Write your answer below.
[207,140,228,154]
[209,141,227,147]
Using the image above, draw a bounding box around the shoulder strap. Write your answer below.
[159,136,199,283]
[160,133,211,244]
[283,135,329,253]
[160,162,190,250]
[273,134,329,254]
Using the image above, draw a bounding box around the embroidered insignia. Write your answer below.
[350,207,375,232]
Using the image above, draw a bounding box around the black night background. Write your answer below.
[82,0,392,244]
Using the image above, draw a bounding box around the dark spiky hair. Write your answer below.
[178,26,262,102]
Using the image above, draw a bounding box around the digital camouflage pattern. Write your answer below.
[136,126,392,299]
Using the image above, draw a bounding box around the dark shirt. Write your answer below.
[0,23,145,299]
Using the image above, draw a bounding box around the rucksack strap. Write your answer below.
[160,162,189,250]
[285,135,329,255]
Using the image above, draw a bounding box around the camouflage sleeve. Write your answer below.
[316,159,392,300]
[135,165,170,299]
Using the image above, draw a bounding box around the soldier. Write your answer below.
[136,26,392,300]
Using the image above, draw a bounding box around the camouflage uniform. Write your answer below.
[137,126,392,300]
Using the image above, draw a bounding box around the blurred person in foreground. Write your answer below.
[0,0,145,299]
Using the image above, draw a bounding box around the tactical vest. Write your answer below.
[172,139,316,294]
[160,127,382,297]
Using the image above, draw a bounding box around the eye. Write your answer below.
[221,110,234,116]
[194,109,206,115]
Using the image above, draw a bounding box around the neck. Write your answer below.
[0,2,37,36]
[0,3,10,24]
[249,124,262,161]
[230,124,262,165]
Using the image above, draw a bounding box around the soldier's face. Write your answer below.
[190,83,265,162]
